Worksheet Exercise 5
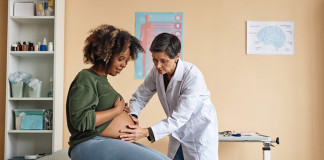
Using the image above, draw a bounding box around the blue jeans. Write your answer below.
[71,136,170,160]
[173,145,184,160]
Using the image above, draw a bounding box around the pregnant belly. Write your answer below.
[98,111,134,139]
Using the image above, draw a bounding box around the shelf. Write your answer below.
[9,98,53,101]
[8,130,52,134]
[10,51,54,57]
[10,16,54,24]
[5,1,64,158]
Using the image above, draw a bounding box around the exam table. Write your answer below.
[37,149,70,160]
[37,135,279,160]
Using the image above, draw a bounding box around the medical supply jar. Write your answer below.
[48,42,53,51]
[11,44,17,51]
[17,41,22,51]
[13,109,48,130]
[10,82,25,97]
[29,43,35,51]
[37,0,48,16]
[47,0,55,16]
[22,41,27,51]
[29,81,42,97]
[40,38,47,51]
[35,45,39,51]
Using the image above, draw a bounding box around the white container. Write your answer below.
[35,45,39,51]
[48,42,53,51]
[38,42,41,51]
[10,82,25,97]
[14,2,36,16]
[28,81,43,97]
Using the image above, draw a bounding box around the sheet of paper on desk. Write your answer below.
[240,133,258,136]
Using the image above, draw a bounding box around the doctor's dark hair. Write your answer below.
[149,33,181,59]
[83,24,144,72]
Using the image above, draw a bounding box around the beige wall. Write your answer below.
[1,0,324,159]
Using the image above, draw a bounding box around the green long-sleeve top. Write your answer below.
[66,69,122,157]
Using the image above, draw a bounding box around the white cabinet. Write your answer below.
[4,0,65,159]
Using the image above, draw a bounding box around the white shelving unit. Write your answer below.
[9,97,54,101]
[8,130,53,134]
[10,51,54,58]
[10,16,55,24]
[4,0,65,159]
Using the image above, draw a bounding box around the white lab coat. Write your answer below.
[130,59,218,160]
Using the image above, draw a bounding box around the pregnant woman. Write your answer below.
[66,24,170,160]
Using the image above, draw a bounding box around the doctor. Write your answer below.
[119,33,218,160]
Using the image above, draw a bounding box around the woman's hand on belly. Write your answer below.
[123,102,130,113]
[98,111,134,139]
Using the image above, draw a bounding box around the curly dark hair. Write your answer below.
[83,24,144,72]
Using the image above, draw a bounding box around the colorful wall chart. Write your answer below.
[135,12,183,79]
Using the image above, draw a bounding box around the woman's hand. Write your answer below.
[113,98,125,115]
[119,125,149,143]
[123,102,130,113]
[129,115,139,126]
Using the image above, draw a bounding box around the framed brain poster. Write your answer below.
[135,12,183,79]
[247,21,294,55]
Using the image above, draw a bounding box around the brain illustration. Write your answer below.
[257,26,286,51]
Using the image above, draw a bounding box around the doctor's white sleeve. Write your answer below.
[151,74,202,141]
[129,69,157,117]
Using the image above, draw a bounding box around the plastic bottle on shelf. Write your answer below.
[40,38,47,51]
[47,76,53,97]
[48,42,53,51]
[38,42,41,51]
[35,45,39,51]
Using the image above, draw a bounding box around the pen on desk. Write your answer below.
[232,133,241,137]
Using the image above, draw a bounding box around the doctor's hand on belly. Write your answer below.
[129,115,139,126]
[119,116,149,143]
